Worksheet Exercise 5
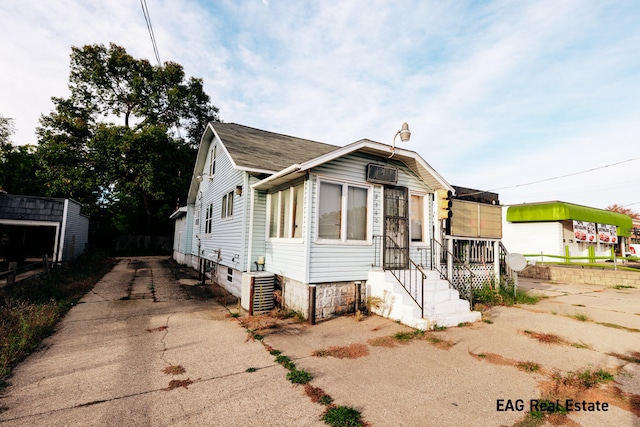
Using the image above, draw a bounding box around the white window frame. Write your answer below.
[409,192,427,243]
[266,182,304,242]
[209,144,216,176]
[221,191,234,219]
[194,206,200,227]
[204,203,213,234]
[315,176,372,245]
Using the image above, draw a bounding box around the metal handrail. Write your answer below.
[431,238,476,304]
[373,235,426,317]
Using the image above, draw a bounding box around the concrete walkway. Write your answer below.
[1,258,639,426]
[0,257,324,426]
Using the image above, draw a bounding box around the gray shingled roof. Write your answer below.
[212,123,338,172]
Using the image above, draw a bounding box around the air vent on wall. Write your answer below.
[366,164,398,185]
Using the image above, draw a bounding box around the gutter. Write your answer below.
[251,164,302,190]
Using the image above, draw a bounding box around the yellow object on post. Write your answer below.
[437,190,453,220]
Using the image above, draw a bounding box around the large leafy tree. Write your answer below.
[36,43,219,240]
[0,114,42,195]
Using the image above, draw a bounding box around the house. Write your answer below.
[0,194,89,263]
[172,123,481,328]
[502,201,633,262]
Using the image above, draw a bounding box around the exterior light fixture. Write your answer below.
[389,122,411,159]
[235,185,243,196]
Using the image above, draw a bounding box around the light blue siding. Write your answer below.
[308,153,433,283]
[195,136,247,271]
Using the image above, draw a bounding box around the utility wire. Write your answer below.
[463,155,640,197]
[140,0,161,66]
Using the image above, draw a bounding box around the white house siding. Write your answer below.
[308,153,433,283]
[196,138,246,273]
[62,200,89,261]
[248,188,267,272]
[502,219,564,258]
[264,179,309,283]
[173,214,187,265]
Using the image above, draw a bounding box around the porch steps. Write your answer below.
[367,270,481,330]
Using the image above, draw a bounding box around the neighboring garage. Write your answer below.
[0,193,89,263]
[502,201,632,261]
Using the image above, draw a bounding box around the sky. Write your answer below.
[1,0,639,211]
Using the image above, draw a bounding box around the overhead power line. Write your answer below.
[140,0,161,66]
[462,155,640,197]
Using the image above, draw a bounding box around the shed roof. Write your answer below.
[506,201,632,236]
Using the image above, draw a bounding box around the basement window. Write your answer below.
[227,267,233,282]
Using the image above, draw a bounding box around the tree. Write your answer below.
[36,43,219,240]
[0,114,42,195]
[607,204,640,220]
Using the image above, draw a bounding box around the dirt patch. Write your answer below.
[367,336,398,348]
[146,326,168,332]
[607,351,640,364]
[162,365,186,375]
[164,378,193,390]
[312,343,369,359]
[304,384,333,405]
[522,330,566,345]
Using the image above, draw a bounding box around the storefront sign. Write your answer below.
[572,220,596,243]
[597,223,618,244]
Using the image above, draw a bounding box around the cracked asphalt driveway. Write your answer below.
[0,256,324,426]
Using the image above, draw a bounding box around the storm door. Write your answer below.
[384,186,409,269]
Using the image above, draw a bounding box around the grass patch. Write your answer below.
[245,367,257,373]
[275,354,296,370]
[611,284,636,289]
[312,343,369,359]
[162,365,186,375]
[571,341,592,349]
[393,331,415,341]
[571,312,590,322]
[473,282,543,307]
[517,361,541,372]
[286,368,313,384]
[595,321,640,333]
[0,251,114,381]
[607,351,640,364]
[322,405,365,427]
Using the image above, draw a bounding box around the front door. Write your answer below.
[384,186,409,269]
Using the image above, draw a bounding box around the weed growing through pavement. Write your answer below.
[322,405,365,427]
[516,361,540,373]
[287,369,313,384]
[571,312,590,322]
[611,284,636,289]
[245,367,257,373]
[607,351,640,364]
[164,378,193,390]
[304,384,334,405]
[473,282,543,307]
[571,341,592,349]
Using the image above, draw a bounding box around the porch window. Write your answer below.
[318,180,370,242]
[221,191,233,218]
[410,194,424,242]
[205,203,213,234]
[268,182,304,239]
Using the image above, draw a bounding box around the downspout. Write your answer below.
[58,199,69,263]
[247,185,256,272]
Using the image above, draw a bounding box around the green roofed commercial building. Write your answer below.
[502,201,633,263]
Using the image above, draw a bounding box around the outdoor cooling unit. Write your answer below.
[241,273,275,315]
[366,164,398,185]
